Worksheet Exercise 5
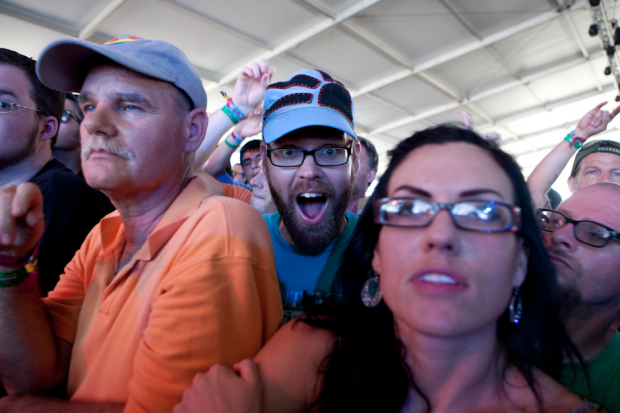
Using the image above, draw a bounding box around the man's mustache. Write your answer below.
[81,138,134,161]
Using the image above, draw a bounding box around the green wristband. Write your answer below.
[0,267,26,287]
[221,105,240,125]
[224,138,239,149]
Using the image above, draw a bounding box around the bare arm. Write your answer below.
[203,114,262,177]
[0,183,71,393]
[194,60,275,172]
[0,395,124,413]
[174,320,334,413]
[527,102,620,209]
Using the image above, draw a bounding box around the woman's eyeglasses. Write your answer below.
[375,197,521,233]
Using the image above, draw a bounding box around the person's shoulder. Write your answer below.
[192,195,271,237]
[504,367,595,413]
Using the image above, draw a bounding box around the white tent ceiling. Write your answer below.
[3,0,620,199]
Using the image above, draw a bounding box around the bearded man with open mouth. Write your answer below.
[260,69,361,322]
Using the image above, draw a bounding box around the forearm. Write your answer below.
[203,138,237,177]
[527,138,575,209]
[0,273,63,393]
[0,395,124,413]
[194,110,235,171]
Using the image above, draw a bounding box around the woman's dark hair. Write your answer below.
[302,125,583,412]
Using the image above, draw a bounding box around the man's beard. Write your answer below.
[0,122,39,171]
[267,167,353,257]
[547,246,583,310]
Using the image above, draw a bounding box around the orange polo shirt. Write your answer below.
[223,183,253,204]
[43,177,282,413]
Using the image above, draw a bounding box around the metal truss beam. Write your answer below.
[204,0,384,91]
[369,49,604,135]
[78,0,128,40]
[349,0,586,99]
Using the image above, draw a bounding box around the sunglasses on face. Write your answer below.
[61,110,82,124]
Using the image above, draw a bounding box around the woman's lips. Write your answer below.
[410,267,468,295]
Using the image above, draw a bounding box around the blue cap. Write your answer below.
[36,35,207,109]
[262,69,356,144]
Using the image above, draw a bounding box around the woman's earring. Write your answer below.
[361,273,382,308]
[509,287,523,324]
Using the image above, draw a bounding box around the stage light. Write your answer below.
[605,66,612,75]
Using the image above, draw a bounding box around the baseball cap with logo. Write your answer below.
[262,69,356,144]
[571,139,620,175]
[35,35,206,109]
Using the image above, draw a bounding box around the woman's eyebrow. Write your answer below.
[459,188,505,199]
[391,186,505,200]
[392,185,431,197]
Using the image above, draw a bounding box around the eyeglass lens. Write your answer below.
[269,147,350,167]
[536,210,613,247]
[378,198,516,232]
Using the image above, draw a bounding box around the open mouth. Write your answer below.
[418,273,458,285]
[296,192,328,224]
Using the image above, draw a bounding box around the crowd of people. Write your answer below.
[0,33,618,413]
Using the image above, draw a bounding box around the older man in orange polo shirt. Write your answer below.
[0,37,282,413]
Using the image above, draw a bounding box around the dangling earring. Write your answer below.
[509,287,523,324]
[361,273,382,308]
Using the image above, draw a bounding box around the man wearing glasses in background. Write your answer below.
[52,93,83,176]
[537,182,620,412]
[260,69,360,322]
[0,49,113,295]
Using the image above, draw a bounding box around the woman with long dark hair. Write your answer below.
[175,126,593,413]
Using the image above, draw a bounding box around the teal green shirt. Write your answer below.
[263,211,359,323]
[561,330,620,413]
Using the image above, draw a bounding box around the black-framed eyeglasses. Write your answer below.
[536,209,620,248]
[61,110,82,123]
[0,99,40,114]
[375,198,521,233]
[266,144,352,167]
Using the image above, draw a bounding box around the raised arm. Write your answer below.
[527,102,620,209]
[193,60,275,171]
[203,113,262,178]
[0,183,72,394]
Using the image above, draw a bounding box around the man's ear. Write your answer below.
[567,175,577,193]
[354,141,361,174]
[39,115,58,142]
[184,108,208,152]
[367,168,377,185]
[260,142,266,158]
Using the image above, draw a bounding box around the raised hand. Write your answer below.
[0,183,45,260]
[234,111,263,139]
[575,102,620,139]
[173,360,263,413]
[233,59,276,116]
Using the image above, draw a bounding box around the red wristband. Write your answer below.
[0,254,30,269]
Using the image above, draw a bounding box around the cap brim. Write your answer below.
[262,106,357,144]
[36,39,174,92]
